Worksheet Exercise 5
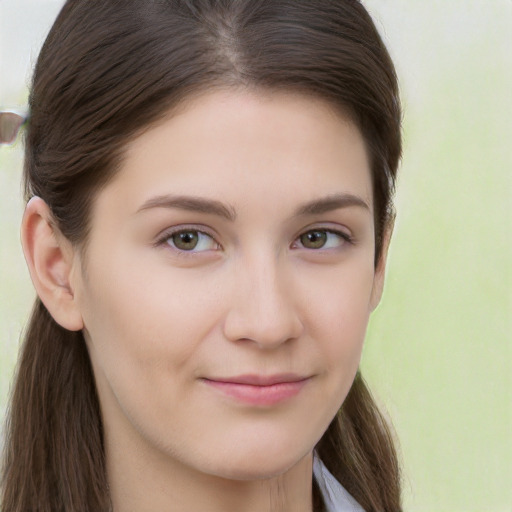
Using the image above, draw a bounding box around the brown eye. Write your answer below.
[300,230,328,249]
[172,231,199,250]
[296,229,350,250]
[166,230,218,252]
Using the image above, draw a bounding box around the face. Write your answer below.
[73,89,384,481]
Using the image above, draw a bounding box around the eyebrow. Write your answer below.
[295,193,370,216]
[136,194,237,221]
[136,192,370,220]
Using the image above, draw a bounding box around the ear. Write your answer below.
[369,218,394,312]
[21,197,84,331]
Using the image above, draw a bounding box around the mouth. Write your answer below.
[201,374,311,406]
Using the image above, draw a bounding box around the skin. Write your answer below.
[22,89,389,512]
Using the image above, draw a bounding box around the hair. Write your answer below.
[1,1,402,510]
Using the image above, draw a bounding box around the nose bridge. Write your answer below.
[223,248,303,348]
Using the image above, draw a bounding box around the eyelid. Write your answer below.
[154,225,221,252]
[153,223,353,254]
[291,225,354,250]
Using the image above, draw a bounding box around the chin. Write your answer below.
[203,442,311,482]
[211,462,297,482]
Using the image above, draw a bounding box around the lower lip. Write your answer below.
[202,379,309,406]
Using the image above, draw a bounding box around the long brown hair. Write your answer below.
[1,1,402,510]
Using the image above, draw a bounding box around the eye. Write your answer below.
[162,229,219,252]
[295,229,351,250]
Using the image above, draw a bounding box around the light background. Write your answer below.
[1,1,511,510]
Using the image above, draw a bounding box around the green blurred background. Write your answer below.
[1,1,511,510]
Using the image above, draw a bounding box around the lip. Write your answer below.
[201,374,311,406]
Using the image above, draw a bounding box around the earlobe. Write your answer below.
[369,219,394,312]
[21,197,84,331]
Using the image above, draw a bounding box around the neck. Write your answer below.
[105,427,314,512]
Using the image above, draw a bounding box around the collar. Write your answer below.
[313,453,365,512]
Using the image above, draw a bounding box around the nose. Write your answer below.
[222,252,304,349]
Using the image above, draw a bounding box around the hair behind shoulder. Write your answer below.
[317,372,402,510]
[2,1,402,510]
[1,300,110,511]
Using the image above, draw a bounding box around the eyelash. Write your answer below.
[155,226,353,254]
[293,228,353,250]
[155,226,220,253]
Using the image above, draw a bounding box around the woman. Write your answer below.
[1,1,402,510]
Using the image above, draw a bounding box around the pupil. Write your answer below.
[301,231,327,248]
[174,231,198,250]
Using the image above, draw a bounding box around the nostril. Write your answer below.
[223,301,304,349]
[223,260,304,347]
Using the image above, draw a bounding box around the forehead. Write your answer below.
[97,89,373,218]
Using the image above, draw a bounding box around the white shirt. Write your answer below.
[313,454,365,512]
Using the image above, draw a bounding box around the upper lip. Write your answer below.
[203,374,310,386]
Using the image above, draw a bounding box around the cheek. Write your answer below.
[300,260,374,378]
[77,257,221,443]
[79,249,227,382]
